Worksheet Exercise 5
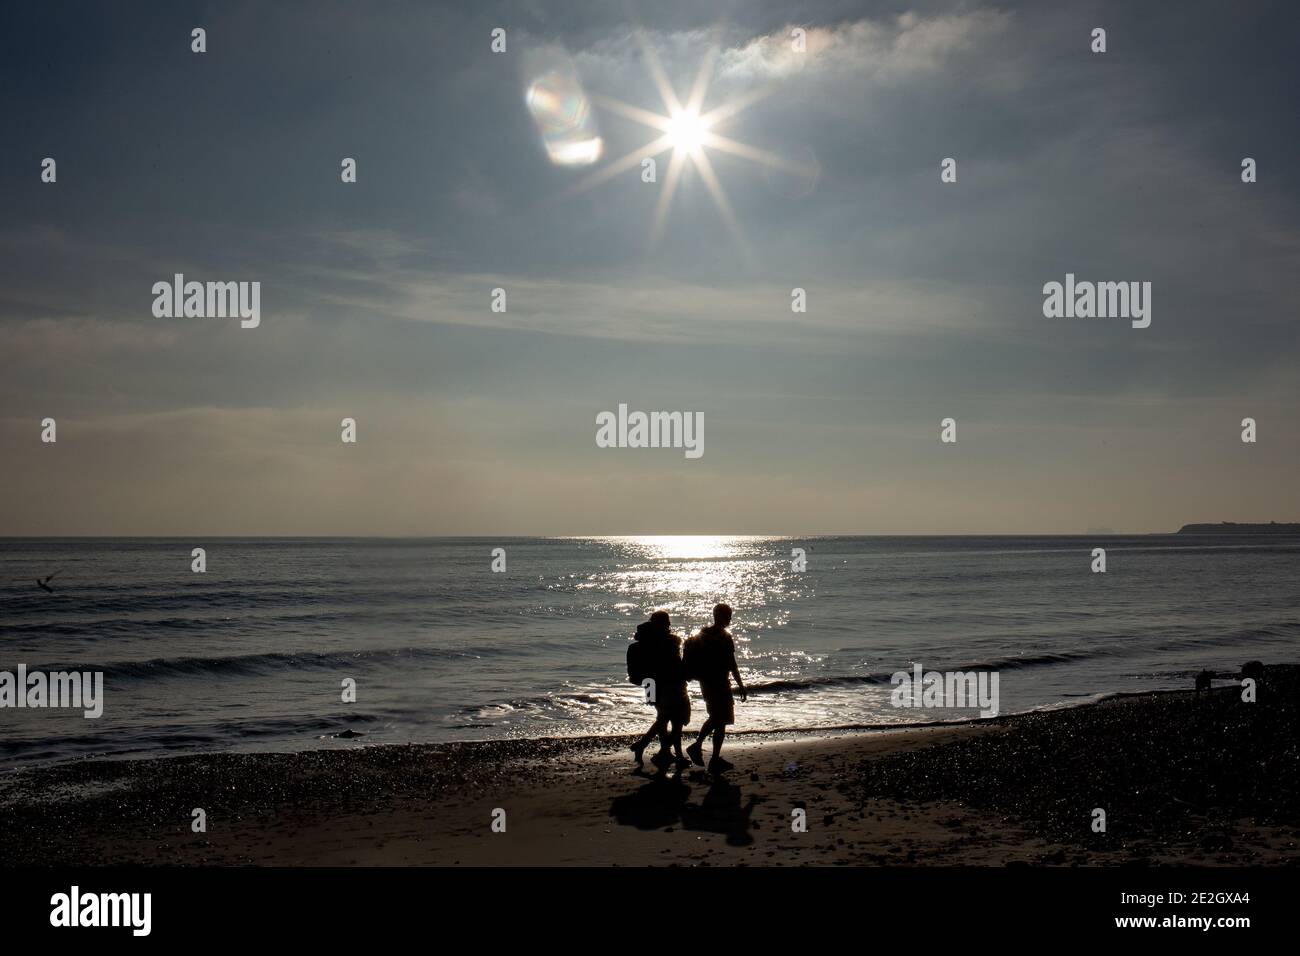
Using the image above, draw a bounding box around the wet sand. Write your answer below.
[2,667,1298,867]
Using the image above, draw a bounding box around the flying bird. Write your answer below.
[36,571,62,594]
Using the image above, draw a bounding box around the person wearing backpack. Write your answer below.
[627,610,690,768]
[683,602,746,773]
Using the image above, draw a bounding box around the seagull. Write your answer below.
[36,571,62,594]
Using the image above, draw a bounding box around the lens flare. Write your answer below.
[525,66,602,167]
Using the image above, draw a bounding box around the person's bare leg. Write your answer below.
[631,717,666,764]
[656,720,673,757]
[662,719,674,755]
[670,720,685,758]
[694,718,715,748]
[707,727,735,772]
[686,718,713,766]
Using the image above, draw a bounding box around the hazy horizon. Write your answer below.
[5,525,1298,539]
[4,0,1298,536]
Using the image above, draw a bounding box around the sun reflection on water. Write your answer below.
[575,536,805,650]
[620,534,755,561]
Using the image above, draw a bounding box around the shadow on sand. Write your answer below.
[610,767,760,846]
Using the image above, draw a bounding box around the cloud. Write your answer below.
[290,241,1001,347]
[718,10,1014,81]
[0,318,179,364]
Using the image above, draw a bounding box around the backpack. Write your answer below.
[683,628,728,683]
[681,635,701,682]
[627,636,651,685]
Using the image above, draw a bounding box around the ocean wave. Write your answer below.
[25,645,480,681]
[745,652,1095,694]
[0,711,386,765]
[462,651,1095,718]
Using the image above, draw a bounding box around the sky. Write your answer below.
[1,0,1298,535]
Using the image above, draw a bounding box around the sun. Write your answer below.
[665,109,711,154]
[560,37,816,255]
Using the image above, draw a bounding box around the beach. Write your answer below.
[3,666,1297,867]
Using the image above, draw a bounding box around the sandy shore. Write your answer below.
[3,667,1298,867]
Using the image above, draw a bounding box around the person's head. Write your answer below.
[712,603,732,626]
[650,610,671,633]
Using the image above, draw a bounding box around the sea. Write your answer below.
[2,535,1297,765]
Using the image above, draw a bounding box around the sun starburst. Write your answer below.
[562,35,816,257]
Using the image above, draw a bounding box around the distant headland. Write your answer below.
[1176,522,1300,534]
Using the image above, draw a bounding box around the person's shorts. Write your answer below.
[656,691,690,725]
[701,683,734,726]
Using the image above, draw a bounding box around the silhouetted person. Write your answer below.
[684,603,746,773]
[1195,669,1214,693]
[629,611,690,768]
[1240,660,1264,683]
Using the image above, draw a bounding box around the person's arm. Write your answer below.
[729,641,746,701]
